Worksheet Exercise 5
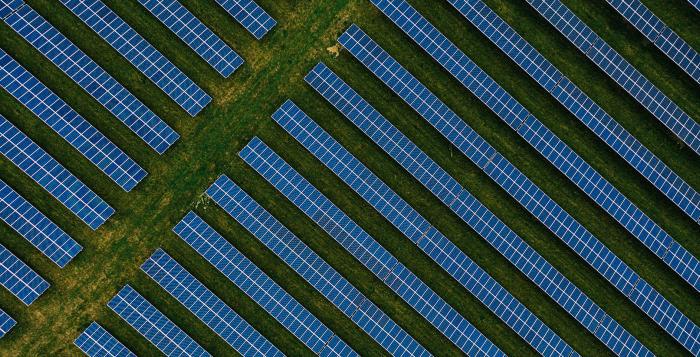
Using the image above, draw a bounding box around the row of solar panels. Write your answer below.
[0,0,275,340]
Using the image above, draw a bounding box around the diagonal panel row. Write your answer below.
[74,322,136,357]
[0,243,49,305]
[0,309,16,339]
[241,137,505,356]
[213,0,276,40]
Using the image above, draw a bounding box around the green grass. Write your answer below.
[0,0,697,355]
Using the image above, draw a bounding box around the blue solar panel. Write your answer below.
[0,243,49,305]
[0,115,114,230]
[108,285,210,357]
[0,0,22,19]
[59,0,211,116]
[141,248,284,357]
[0,49,147,192]
[340,20,698,355]
[0,309,15,339]
[606,0,699,84]
[74,322,136,357]
[0,179,82,268]
[446,0,700,223]
[241,137,505,356]
[206,176,431,357]
[172,212,356,356]
[4,4,180,154]
[136,0,244,78]
[691,0,700,11]
[525,0,700,156]
[213,0,276,39]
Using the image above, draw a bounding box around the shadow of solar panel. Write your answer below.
[205,176,430,357]
[172,212,356,356]
[141,248,284,356]
[0,243,49,305]
[213,0,276,39]
[60,0,211,116]
[4,4,180,154]
[0,179,82,268]
[0,115,114,230]
[0,308,15,339]
[108,285,210,357]
[74,322,136,357]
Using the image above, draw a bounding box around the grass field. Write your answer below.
[0,0,698,355]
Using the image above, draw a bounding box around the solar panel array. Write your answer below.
[0,308,15,339]
[173,212,356,356]
[0,243,49,305]
[340,22,698,355]
[108,285,211,357]
[213,0,276,40]
[74,322,136,357]
[446,0,700,225]
[59,0,211,117]
[136,0,244,78]
[524,0,700,156]
[0,49,147,193]
[0,179,82,268]
[241,137,505,356]
[0,115,114,230]
[206,176,430,357]
[605,0,700,84]
[141,248,284,357]
[4,3,180,154]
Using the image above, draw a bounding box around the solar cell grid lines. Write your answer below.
[0,49,147,193]
[3,4,180,154]
[172,212,356,356]
[0,309,15,339]
[241,137,506,357]
[0,179,82,268]
[0,115,114,230]
[524,0,700,156]
[59,0,212,117]
[0,243,49,305]
[141,248,284,357]
[0,0,22,19]
[206,176,431,357]
[107,285,211,357]
[213,0,276,39]
[136,0,244,78]
[74,322,136,357]
[446,0,700,223]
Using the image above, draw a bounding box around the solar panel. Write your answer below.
[206,176,431,357]
[108,285,211,357]
[525,0,700,156]
[0,243,49,305]
[241,137,505,356]
[340,21,698,355]
[0,308,15,339]
[0,0,22,19]
[690,0,700,11]
[0,179,82,268]
[213,0,276,39]
[141,248,284,357]
[172,212,357,356]
[136,0,244,78]
[0,49,147,193]
[74,322,136,357]
[446,0,700,223]
[0,115,114,230]
[605,0,699,84]
[4,4,180,154]
[59,0,212,116]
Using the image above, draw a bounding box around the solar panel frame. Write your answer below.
[0,115,114,230]
[59,0,212,116]
[0,309,15,339]
[213,0,276,39]
[107,285,211,357]
[0,179,82,268]
[0,243,50,305]
[4,4,180,154]
[172,212,356,357]
[141,248,284,357]
[74,322,136,357]
[136,0,244,78]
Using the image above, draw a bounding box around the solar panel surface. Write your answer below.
[4,4,180,154]
[0,0,22,19]
[0,179,82,268]
[0,115,114,230]
[241,137,505,357]
[0,309,15,339]
[74,322,136,357]
[691,0,700,11]
[141,248,284,357]
[172,212,356,356]
[0,243,49,305]
[59,0,212,116]
[206,175,431,357]
[213,0,276,39]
